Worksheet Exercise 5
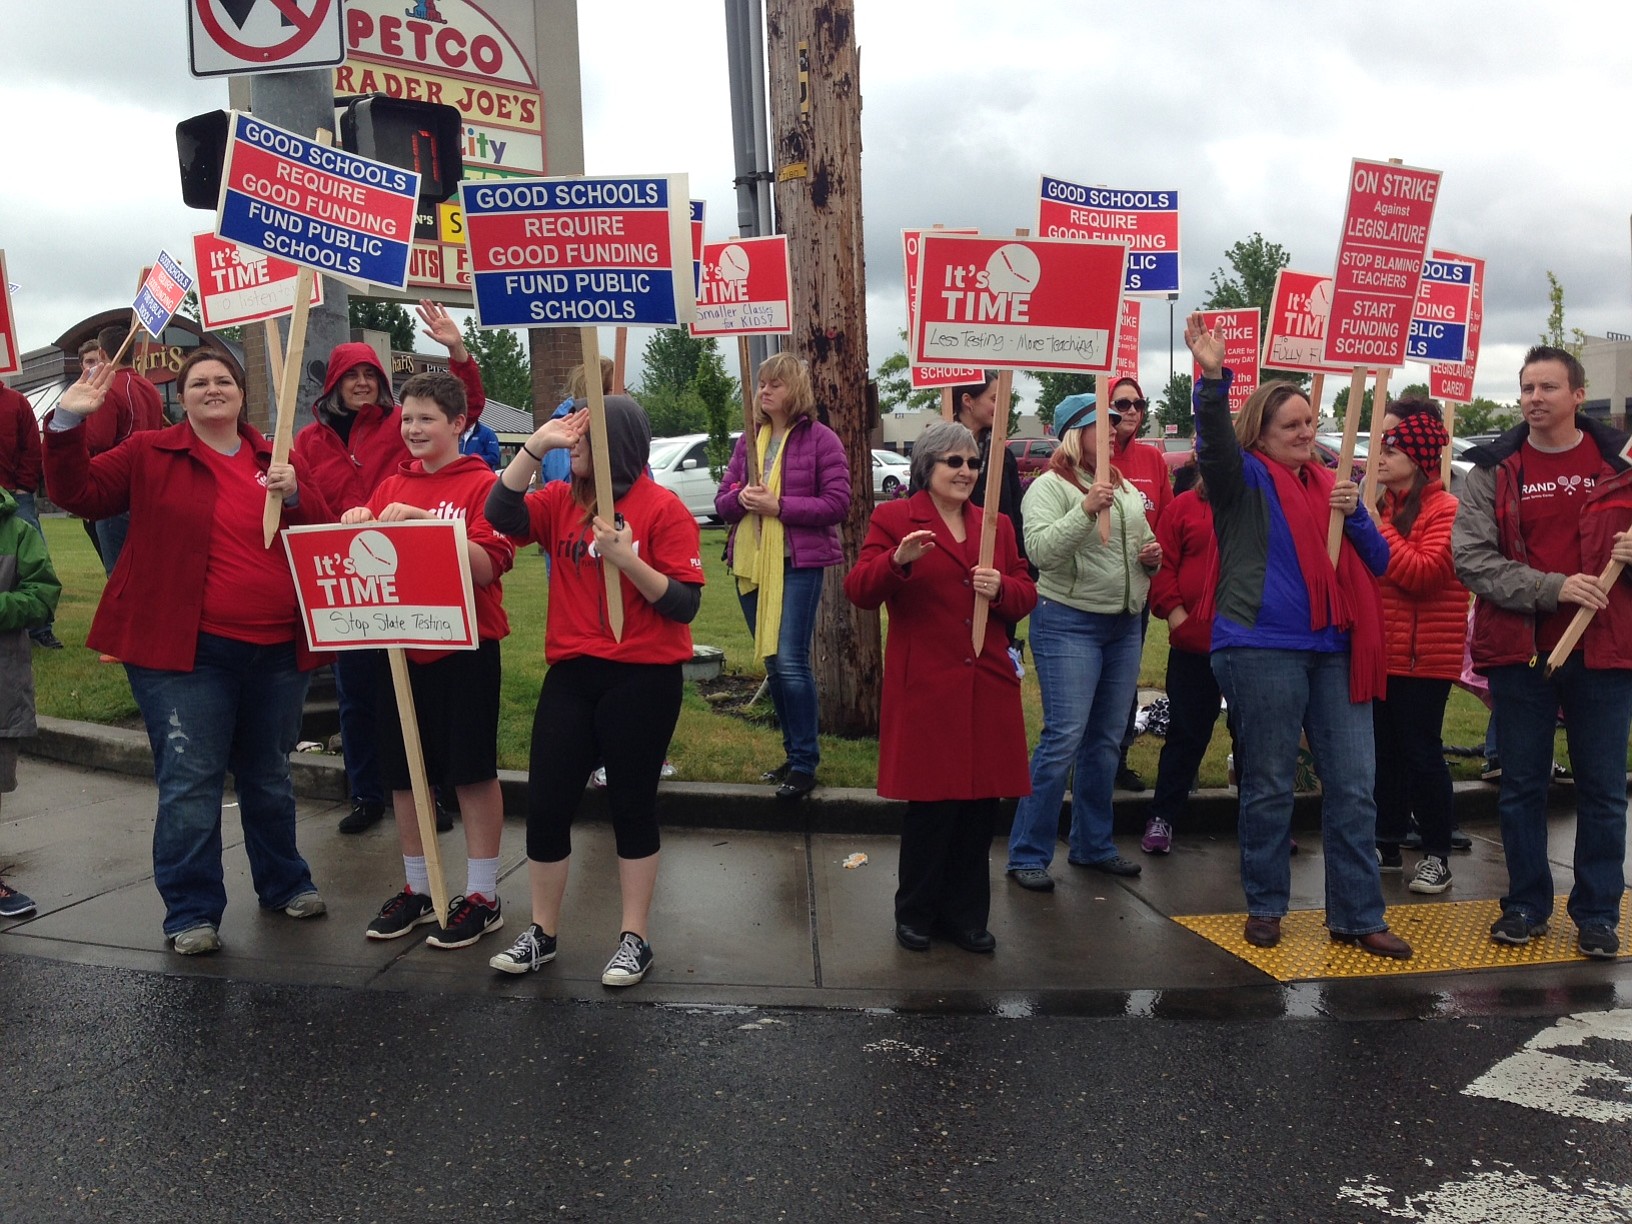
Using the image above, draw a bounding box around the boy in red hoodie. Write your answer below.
[340,370,516,949]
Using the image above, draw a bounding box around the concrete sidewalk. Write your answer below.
[5,751,1628,1022]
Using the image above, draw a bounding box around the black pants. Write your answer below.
[1118,603,1152,760]
[895,799,997,931]
[1372,677,1454,860]
[526,656,683,863]
[1149,647,1237,826]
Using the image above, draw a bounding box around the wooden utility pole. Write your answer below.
[766,0,883,737]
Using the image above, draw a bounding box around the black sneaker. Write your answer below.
[1449,826,1473,852]
[1114,765,1148,792]
[601,930,653,986]
[338,800,385,834]
[490,923,557,974]
[365,888,436,940]
[425,894,503,949]
[434,796,455,833]
[1376,845,1403,873]
[1407,855,1453,895]
[1578,924,1620,960]
[29,629,64,650]
[1490,910,1548,946]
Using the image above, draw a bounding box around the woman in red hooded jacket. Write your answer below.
[291,301,486,836]
[1370,400,1467,895]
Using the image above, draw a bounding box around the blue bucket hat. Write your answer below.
[1054,393,1120,436]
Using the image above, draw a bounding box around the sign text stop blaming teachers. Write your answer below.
[460,175,695,328]
[912,233,1125,373]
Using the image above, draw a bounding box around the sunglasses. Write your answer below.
[938,455,984,472]
[1112,397,1148,413]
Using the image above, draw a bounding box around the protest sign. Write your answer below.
[1037,176,1180,295]
[691,236,792,336]
[911,232,1124,373]
[1262,270,1350,375]
[1111,299,1141,384]
[902,227,982,391]
[217,110,421,291]
[133,250,196,338]
[191,231,324,330]
[1428,250,1486,405]
[1322,158,1442,368]
[690,199,706,298]
[1407,255,1477,365]
[1194,308,1260,413]
[0,251,18,375]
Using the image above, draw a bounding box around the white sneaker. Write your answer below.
[601,931,653,986]
[283,890,327,919]
[172,924,221,955]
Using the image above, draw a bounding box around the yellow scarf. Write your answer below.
[733,425,788,660]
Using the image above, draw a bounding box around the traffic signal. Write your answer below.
[176,110,230,211]
[339,96,463,204]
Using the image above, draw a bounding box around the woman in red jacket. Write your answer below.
[44,351,331,955]
[292,301,485,836]
[1371,400,1467,894]
[844,420,1036,954]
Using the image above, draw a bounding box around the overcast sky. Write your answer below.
[3,1,1629,411]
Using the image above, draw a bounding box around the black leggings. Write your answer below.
[526,656,684,863]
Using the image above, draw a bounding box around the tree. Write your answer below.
[349,299,415,352]
[874,330,942,416]
[460,318,532,409]
[692,345,739,480]
[1454,396,1516,435]
[637,327,707,398]
[1205,232,1306,390]
[1540,271,1587,358]
[1030,371,1095,432]
[1154,373,1193,439]
[1331,385,1376,432]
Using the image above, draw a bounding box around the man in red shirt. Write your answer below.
[1454,345,1632,960]
[0,383,61,648]
[74,327,165,576]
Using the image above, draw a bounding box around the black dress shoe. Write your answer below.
[30,629,64,650]
[338,801,385,834]
[938,926,996,953]
[760,762,792,784]
[894,922,931,952]
[775,770,817,800]
[435,798,455,833]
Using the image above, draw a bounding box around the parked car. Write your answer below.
[1007,436,1059,477]
[1158,436,1195,473]
[649,432,740,521]
[872,448,910,497]
[1314,432,1369,483]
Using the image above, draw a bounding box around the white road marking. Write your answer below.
[1462,1009,1632,1123]
[1338,1169,1632,1221]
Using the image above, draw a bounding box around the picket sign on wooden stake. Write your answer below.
[1546,558,1626,674]
[388,648,450,925]
[1441,400,1458,485]
[1327,366,1370,563]
[971,366,1014,655]
[264,317,285,399]
[580,326,625,640]
[613,326,628,394]
[1362,365,1392,508]
[940,387,954,422]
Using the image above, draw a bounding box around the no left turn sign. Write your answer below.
[188,0,347,79]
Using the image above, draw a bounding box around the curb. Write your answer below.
[25,714,1504,837]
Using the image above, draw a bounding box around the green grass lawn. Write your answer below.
[29,515,1570,789]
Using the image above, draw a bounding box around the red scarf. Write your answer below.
[1259,454,1387,702]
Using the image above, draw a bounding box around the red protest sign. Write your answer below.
[912,233,1124,374]
[689,199,706,299]
[1196,308,1260,413]
[1262,270,1350,375]
[282,521,477,652]
[1323,159,1443,368]
[1111,299,1141,384]
[0,250,18,376]
[902,228,983,389]
[1036,177,1181,295]
[1428,249,1485,405]
[691,235,793,337]
[192,232,324,330]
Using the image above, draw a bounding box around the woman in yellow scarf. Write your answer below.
[715,354,851,799]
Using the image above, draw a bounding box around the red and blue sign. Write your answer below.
[217,111,420,291]
[1037,176,1180,295]
[460,174,695,329]
[1406,256,1476,365]
[133,249,196,338]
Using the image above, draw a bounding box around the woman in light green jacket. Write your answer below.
[1004,395,1160,891]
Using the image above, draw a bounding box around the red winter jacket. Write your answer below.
[1147,488,1216,655]
[1377,481,1467,681]
[292,343,486,514]
[110,366,165,433]
[0,386,41,493]
[42,418,333,671]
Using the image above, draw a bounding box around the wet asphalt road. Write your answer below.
[5,954,1631,1222]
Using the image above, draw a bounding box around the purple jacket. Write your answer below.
[716,416,850,568]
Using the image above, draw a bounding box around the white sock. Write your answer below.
[466,856,500,902]
[404,856,430,896]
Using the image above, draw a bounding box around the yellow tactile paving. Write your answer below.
[1174,895,1632,981]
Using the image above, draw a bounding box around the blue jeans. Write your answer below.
[1006,599,1141,870]
[332,648,387,806]
[126,634,316,937]
[10,491,55,637]
[1212,647,1385,935]
[94,511,130,577]
[738,562,826,775]
[1488,658,1632,929]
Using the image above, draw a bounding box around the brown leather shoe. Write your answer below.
[1244,916,1282,948]
[1331,929,1413,960]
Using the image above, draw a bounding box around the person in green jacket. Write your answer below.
[1005,396,1159,892]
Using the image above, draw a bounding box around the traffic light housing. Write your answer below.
[339,96,463,204]
[173,99,463,211]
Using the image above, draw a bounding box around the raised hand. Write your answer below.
[417,300,469,362]
[893,529,936,566]
[1183,311,1225,378]
[58,363,115,416]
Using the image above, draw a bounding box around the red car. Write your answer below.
[1007,436,1059,476]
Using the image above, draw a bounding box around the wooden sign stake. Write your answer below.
[580,326,625,640]
[264,317,285,400]
[1441,400,1458,486]
[1546,557,1626,674]
[1327,366,1370,563]
[388,648,450,926]
[971,367,1014,655]
[1362,364,1392,509]
[613,326,628,394]
[737,335,760,486]
[940,387,954,422]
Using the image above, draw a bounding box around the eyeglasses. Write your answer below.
[937,455,984,472]
[1111,397,1148,413]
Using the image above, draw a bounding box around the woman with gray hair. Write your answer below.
[844,420,1036,953]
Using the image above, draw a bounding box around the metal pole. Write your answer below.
[747,0,775,363]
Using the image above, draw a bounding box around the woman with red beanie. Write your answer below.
[292,301,485,836]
